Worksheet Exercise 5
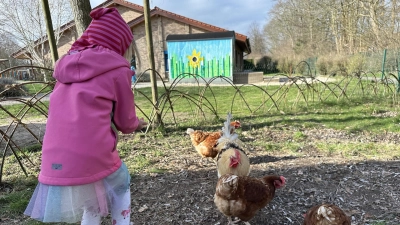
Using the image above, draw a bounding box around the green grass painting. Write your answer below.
[169,53,231,78]
[167,38,233,79]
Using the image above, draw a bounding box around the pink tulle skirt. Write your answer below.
[24,162,130,223]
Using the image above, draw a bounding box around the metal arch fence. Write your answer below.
[0,65,55,182]
[1,65,400,183]
[0,65,54,81]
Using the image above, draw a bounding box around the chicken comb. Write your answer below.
[219,112,239,144]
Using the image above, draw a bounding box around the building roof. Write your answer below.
[166,31,236,41]
[166,31,251,53]
[128,6,250,53]
[11,0,250,59]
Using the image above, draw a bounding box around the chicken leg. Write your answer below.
[227,216,236,225]
[227,216,251,225]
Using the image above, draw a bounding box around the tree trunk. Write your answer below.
[69,0,92,37]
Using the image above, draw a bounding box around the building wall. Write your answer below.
[52,6,142,60]
[234,43,244,71]
[56,28,78,58]
[116,5,142,22]
[43,6,243,81]
[132,15,210,80]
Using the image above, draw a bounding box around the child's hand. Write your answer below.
[136,118,148,131]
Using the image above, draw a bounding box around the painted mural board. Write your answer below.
[167,38,233,80]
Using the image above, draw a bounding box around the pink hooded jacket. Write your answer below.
[39,8,139,186]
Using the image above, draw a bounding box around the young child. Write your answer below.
[24,7,147,225]
[130,65,137,83]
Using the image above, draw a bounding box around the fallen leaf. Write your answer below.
[138,205,148,212]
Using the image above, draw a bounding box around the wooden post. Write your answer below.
[381,49,387,79]
[40,0,59,67]
[143,0,162,127]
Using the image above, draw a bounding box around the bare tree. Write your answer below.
[69,0,92,37]
[264,0,305,60]
[0,33,20,69]
[247,21,267,56]
[264,0,400,59]
[0,0,72,67]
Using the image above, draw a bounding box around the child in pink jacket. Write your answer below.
[24,7,147,225]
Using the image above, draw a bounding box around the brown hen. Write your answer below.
[214,173,286,225]
[186,120,241,160]
[303,203,351,225]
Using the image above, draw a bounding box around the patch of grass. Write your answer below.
[134,79,400,133]
[148,168,168,174]
[23,83,53,96]
[153,149,164,157]
[22,144,42,153]
[293,131,306,141]
[282,141,304,154]
[0,190,30,214]
[0,82,51,120]
[0,101,49,120]
[0,176,37,220]
[254,141,304,155]
[261,143,279,152]
[315,142,400,160]
[117,139,135,158]
[128,154,152,173]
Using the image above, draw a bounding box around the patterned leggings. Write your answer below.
[81,188,131,225]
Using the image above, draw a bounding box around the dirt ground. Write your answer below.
[128,127,400,225]
[0,118,46,151]
[128,154,400,224]
[1,124,400,225]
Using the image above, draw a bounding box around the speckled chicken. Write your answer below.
[303,203,351,225]
[214,173,286,225]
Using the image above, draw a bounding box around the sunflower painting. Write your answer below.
[167,37,233,80]
[187,49,203,68]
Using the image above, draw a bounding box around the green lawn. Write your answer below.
[133,77,400,133]
[0,75,399,224]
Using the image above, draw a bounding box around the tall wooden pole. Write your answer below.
[41,0,59,67]
[143,0,162,126]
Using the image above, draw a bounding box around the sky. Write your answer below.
[89,0,276,36]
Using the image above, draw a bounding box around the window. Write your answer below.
[164,50,169,72]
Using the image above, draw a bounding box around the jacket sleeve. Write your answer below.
[112,68,139,134]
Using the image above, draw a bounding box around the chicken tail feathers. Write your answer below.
[219,113,239,144]
[186,128,194,135]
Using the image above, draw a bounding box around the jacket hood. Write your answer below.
[69,7,133,56]
[53,46,130,83]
